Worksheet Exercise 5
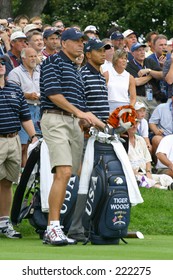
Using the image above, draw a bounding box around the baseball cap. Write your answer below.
[123,29,136,38]
[84,38,111,53]
[135,102,146,110]
[84,25,99,35]
[110,31,124,40]
[23,24,41,35]
[61,28,88,41]
[43,28,60,38]
[131,42,146,52]
[10,31,26,41]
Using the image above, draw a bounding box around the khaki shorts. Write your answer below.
[41,113,84,174]
[0,135,21,183]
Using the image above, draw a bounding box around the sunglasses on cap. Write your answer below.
[0,60,5,66]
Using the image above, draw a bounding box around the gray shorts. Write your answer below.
[41,113,84,174]
[0,135,21,183]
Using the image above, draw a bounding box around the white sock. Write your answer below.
[50,220,60,228]
[0,216,9,228]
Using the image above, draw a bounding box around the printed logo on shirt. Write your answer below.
[11,92,17,98]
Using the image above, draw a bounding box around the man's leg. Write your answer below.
[0,178,21,238]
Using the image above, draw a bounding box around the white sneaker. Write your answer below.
[43,226,77,246]
[0,221,22,239]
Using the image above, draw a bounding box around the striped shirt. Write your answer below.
[80,62,109,121]
[40,50,86,112]
[0,82,31,134]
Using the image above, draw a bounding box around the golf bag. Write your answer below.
[11,140,79,237]
[83,140,131,245]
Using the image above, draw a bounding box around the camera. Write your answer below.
[162,50,167,57]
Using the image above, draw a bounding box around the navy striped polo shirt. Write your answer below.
[40,50,86,113]
[80,62,109,121]
[0,82,31,134]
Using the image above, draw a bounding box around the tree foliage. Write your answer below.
[1,0,173,40]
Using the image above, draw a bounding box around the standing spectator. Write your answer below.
[122,29,138,61]
[110,30,124,50]
[67,38,111,242]
[27,31,44,64]
[103,48,136,112]
[4,31,27,76]
[8,47,41,168]
[126,42,163,119]
[13,14,30,31]
[84,25,99,39]
[42,28,61,59]
[101,38,114,73]
[40,28,105,246]
[52,19,65,34]
[163,51,173,99]
[30,16,43,31]
[0,55,37,239]
[147,34,169,68]
[145,31,159,57]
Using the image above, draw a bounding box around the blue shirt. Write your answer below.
[40,50,86,113]
[0,82,31,134]
[80,62,109,121]
[149,101,173,135]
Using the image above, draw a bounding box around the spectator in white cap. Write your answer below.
[3,31,27,76]
[23,23,41,36]
[84,25,99,39]
[123,29,138,61]
[135,101,152,153]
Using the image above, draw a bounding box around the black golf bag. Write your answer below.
[83,139,131,245]
[11,140,79,238]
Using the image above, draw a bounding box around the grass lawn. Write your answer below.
[0,187,173,260]
[0,234,173,260]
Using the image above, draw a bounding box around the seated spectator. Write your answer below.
[135,101,152,153]
[127,123,173,190]
[149,94,173,162]
[156,135,173,178]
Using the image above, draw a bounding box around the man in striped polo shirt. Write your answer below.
[40,28,106,246]
[0,55,37,239]
[68,38,111,242]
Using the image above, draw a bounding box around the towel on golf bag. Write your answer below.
[79,135,143,206]
[25,140,79,233]
[83,141,131,245]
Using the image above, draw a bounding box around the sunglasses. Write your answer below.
[0,60,5,65]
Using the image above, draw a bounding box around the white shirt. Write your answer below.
[156,134,173,169]
[107,67,130,103]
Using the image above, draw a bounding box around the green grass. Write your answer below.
[0,188,173,260]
